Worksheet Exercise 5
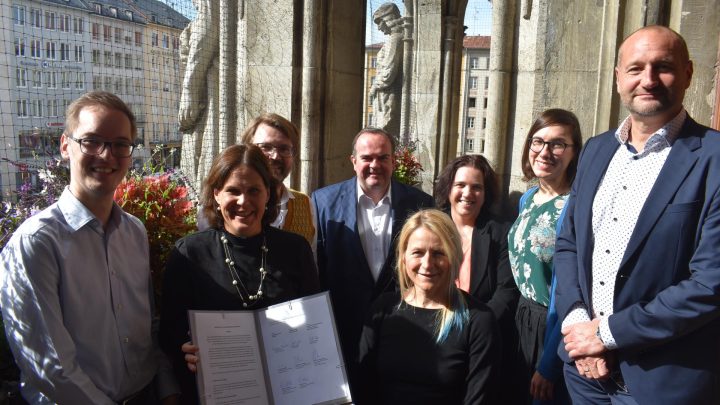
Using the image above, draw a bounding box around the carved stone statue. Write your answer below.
[178,0,219,191]
[369,3,404,137]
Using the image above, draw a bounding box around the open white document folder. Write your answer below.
[189,291,352,405]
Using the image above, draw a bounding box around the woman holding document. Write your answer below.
[357,209,500,404]
[159,144,320,404]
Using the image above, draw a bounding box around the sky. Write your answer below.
[157,0,493,44]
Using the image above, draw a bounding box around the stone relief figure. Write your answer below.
[369,3,404,137]
[178,0,219,191]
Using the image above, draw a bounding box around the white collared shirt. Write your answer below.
[271,186,294,228]
[562,110,686,348]
[356,181,393,282]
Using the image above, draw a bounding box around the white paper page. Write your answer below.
[190,311,270,405]
[257,292,352,405]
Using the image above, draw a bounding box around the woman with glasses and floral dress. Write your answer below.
[508,109,582,405]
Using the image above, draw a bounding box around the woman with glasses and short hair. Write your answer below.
[508,109,582,405]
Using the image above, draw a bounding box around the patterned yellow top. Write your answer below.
[283,188,315,245]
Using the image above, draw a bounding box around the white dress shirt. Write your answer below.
[356,181,393,281]
[0,188,177,404]
[562,110,686,348]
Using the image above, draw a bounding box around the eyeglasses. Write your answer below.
[68,136,135,158]
[529,138,573,154]
[255,143,294,158]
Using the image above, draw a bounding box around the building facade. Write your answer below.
[131,0,188,168]
[457,35,490,155]
[2,0,91,197]
[0,0,189,199]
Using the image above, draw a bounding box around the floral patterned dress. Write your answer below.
[508,190,568,306]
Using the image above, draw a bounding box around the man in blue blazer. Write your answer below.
[312,128,433,386]
[555,25,720,404]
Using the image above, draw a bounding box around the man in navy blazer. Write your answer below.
[555,25,720,404]
[312,128,433,385]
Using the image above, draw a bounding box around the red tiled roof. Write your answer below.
[463,35,491,49]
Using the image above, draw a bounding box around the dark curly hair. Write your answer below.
[434,154,499,218]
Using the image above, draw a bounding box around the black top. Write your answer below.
[357,292,500,405]
[159,227,320,405]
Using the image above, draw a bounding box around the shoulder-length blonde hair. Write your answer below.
[396,209,469,343]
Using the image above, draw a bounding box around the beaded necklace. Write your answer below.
[220,232,267,307]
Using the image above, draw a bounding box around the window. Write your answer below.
[75,72,84,89]
[17,100,28,117]
[115,28,122,43]
[114,78,122,93]
[103,25,112,42]
[45,11,56,30]
[135,32,142,46]
[30,8,41,28]
[371,57,377,68]
[162,34,169,49]
[125,54,132,69]
[482,118,487,129]
[92,23,99,40]
[93,3,101,13]
[470,57,479,69]
[469,76,478,89]
[135,78,142,94]
[135,55,143,70]
[47,99,59,117]
[480,57,489,69]
[44,71,57,88]
[32,70,42,88]
[468,97,476,108]
[151,32,158,47]
[115,52,122,68]
[151,80,159,92]
[15,37,25,56]
[13,5,25,25]
[74,45,84,62]
[109,7,117,17]
[104,76,112,90]
[60,43,70,61]
[172,36,179,50]
[484,76,489,90]
[46,41,57,59]
[16,68,27,87]
[104,51,112,67]
[125,10,133,21]
[126,78,133,95]
[30,99,43,117]
[151,56,157,70]
[61,72,71,89]
[483,97,488,109]
[125,33,132,45]
[73,17,84,34]
[467,117,475,128]
[92,49,100,64]
[93,75,102,90]
[465,138,474,151]
[59,14,70,32]
[30,40,41,58]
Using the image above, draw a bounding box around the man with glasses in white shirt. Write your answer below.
[1,91,178,404]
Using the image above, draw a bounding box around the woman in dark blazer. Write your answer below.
[435,154,519,393]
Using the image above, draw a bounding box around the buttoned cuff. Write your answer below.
[561,302,591,329]
[598,316,618,349]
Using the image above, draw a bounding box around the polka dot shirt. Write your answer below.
[562,110,687,349]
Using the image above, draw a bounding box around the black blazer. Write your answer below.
[468,212,518,326]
